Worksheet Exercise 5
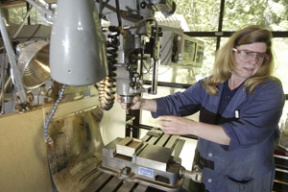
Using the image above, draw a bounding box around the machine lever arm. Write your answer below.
[179,168,203,183]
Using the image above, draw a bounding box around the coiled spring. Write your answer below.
[98,26,120,110]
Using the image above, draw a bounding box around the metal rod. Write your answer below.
[0,52,7,114]
[150,59,159,94]
[0,9,27,104]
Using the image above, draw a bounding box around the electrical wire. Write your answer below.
[115,0,122,27]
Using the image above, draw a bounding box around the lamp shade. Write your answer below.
[18,40,50,89]
[50,0,108,86]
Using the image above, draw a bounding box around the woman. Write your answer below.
[118,25,285,192]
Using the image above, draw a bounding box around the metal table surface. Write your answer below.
[94,129,187,192]
[273,147,288,192]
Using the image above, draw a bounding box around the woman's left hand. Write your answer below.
[158,115,195,135]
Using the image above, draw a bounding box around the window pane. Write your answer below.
[273,38,288,93]
[195,37,217,80]
[3,4,48,26]
[174,0,221,31]
[224,0,288,31]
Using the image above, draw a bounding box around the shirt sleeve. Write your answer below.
[151,80,204,118]
[221,79,285,150]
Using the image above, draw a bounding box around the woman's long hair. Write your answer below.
[202,25,274,95]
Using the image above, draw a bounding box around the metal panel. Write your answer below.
[134,184,148,192]
[155,134,170,147]
[99,176,123,192]
[136,144,173,172]
[165,135,179,148]
[0,96,99,192]
[92,173,113,191]
[117,181,137,192]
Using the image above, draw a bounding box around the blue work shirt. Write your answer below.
[151,77,285,192]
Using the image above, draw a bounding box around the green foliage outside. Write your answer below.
[174,0,288,31]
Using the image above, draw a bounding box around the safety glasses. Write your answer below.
[232,48,270,64]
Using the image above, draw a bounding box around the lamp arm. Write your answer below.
[0,9,27,104]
